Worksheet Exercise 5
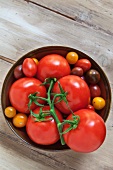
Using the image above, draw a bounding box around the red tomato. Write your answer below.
[89,84,101,98]
[26,106,63,145]
[36,54,71,82]
[87,104,95,111]
[63,109,106,153]
[23,58,37,77]
[9,78,46,113]
[52,75,90,114]
[14,65,24,79]
[74,59,91,72]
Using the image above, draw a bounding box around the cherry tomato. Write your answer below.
[22,58,37,77]
[92,97,105,110]
[9,78,47,113]
[80,75,85,81]
[74,59,91,72]
[13,113,27,128]
[52,75,90,114]
[66,52,78,64]
[32,58,39,65]
[36,54,71,82]
[5,106,16,118]
[14,65,24,79]
[89,84,101,98]
[87,104,95,111]
[26,106,63,145]
[63,109,106,153]
[71,67,83,77]
[85,69,100,84]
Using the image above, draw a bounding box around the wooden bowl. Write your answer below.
[1,46,111,152]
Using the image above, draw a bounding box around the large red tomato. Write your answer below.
[26,106,63,145]
[52,75,90,114]
[36,54,71,82]
[9,78,46,113]
[63,109,106,153]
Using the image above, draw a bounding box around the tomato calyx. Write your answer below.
[54,81,68,104]
[41,77,57,86]
[30,108,53,122]
[60,115,80,134]
[28,92,46,109]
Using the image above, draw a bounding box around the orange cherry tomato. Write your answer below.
[5,106,16,118]
[92,97,105,110]
[13,113,28,128]
[32,58,39,65]
[66,52,78,64]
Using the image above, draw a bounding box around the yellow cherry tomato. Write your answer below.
[66,52,78,64]
[32,58,39,65]
[13,113,28,128]
[5,106,16,118]
[92,97,105,110]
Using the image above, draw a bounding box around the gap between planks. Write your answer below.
[24,0,113,37]
[0,55,15,64]
[0,131,77,170]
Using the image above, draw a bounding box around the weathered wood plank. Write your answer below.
[0,137,55,170]
[0,0,113,169]
[29,0,113,36]
[0,0,113,85]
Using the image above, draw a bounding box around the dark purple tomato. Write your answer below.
[14,65,24,79]
[85,69,100,84]
[71,67,83,77]
[81,76,85,81]
[89,84,101,98]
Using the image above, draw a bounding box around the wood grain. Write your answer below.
[28,0,113,36]
[0,0,113,170]
[0,0,113,86]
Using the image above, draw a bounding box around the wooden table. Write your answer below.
[0,0,113,169]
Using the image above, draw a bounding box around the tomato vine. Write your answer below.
[28,78,80,145]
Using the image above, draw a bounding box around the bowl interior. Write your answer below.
[1,46,111,152]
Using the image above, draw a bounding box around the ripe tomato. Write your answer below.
[13,113,28,128]
[26,106,63,145]
[63,109,106,153]
[87,104,95,111]
[5,106,16,118]
[9,78,47,113]
[74,59,91,72]
[36,54,71,82]
[92,97,105,110]
[71,67,83,77]
[14,65,24,79]
[23,58,37,77]
[89,84,101,98]
[66,52,78,64]
[85,69,100,84]
[52,75,90,114]
[32,58,39,65]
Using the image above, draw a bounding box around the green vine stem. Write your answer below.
[46,79,65,145]
[28,78,80,145]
